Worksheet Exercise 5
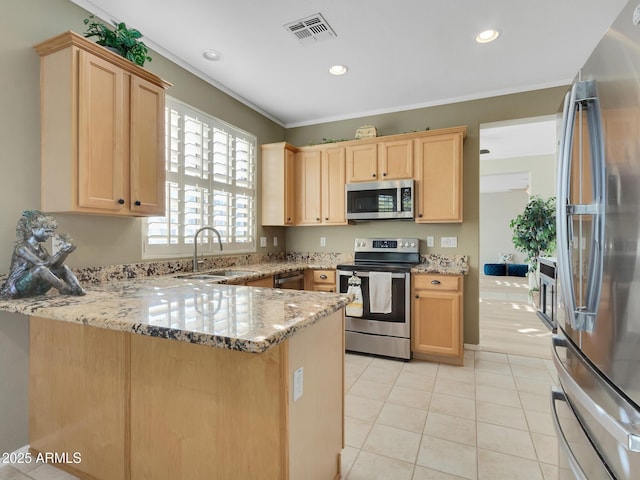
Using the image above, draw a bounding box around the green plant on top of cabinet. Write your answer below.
[34,31,171,216]
[261,142,297,226]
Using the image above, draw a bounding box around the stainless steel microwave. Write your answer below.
[346,179,414,220]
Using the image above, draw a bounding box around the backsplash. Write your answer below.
[72,252,287,285]
[420,254,469,274]
[0,251,469,288]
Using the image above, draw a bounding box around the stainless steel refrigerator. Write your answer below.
[554,1,640,478]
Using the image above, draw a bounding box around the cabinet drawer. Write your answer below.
[315,284,336,293]
[313,270,336,284]
[413,274,460,291]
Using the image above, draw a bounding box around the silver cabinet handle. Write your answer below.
[320,274,328,279]
[552,334,640,453]
[430,279,441,285]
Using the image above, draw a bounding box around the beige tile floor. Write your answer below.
[1,276,558,479]
[341,349,558,480]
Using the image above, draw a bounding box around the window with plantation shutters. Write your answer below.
[143,97,256,258]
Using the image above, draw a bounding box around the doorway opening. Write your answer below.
[478,115,557,358]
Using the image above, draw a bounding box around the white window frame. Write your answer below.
[143,96,257,259]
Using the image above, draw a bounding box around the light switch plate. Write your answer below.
[273,237,278,247]
[441,236,458,248]
[293,367,304,401]
[427,236,434,247]
[320,237,326,247]
[260,237,267,247]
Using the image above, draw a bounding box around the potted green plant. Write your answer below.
[509,195,557,297]
[83,15,152,67]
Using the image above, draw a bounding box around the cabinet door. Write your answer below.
[322,146,346,224]
[261,143,296,226]
[77,50,126,211]
[284,148,296,225]
[412,290,462,358]
[296,150,322,224]
[379,139,413,180]
[130,76,166,215]
[415,133,463,222]
[346,143,378,182]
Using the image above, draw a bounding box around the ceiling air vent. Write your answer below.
[284,13,337,45]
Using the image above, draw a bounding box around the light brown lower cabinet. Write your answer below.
[244,275,274,287]
[411,274,464,366]
[29,313,344,480]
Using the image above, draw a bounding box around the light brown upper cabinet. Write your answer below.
[34,31,171,216]
[321,146,347,225]
[261,142,297,226]
[346,139,413,182]
[295,149,322,224]
[287,145,347,227]
[414,128,465,223]
[261,126,465,226]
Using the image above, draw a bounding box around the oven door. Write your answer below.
[338,269,410,338]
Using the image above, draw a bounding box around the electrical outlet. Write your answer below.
[260,237,267,247]
[293,367,304,401]
[273,237,278,247]
[320,237,326,247]
[427,236,434,247]
[441,236,458,248]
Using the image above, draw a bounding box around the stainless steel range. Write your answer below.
[337,238,420,360]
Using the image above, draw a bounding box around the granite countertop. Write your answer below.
[0,261,352,354]
[0,255,468,353]
[412,254,469,275]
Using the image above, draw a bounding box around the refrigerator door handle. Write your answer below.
[552,335,640,452]
[556,80,606,332]
[551,387,595,480]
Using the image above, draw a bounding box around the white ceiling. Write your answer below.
[70,0,626,129]
[479,116,559,193]
[69,0,625,193]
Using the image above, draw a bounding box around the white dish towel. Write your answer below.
[368,271,392,314]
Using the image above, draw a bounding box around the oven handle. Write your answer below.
[337,270,407,279]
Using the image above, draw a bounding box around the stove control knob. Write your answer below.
[411,242,416,247]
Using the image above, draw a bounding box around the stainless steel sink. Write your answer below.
[175,273,227,280]
[210,270,256,277]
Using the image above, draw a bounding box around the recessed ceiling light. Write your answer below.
[475,29,500,44]
[329,64,348,75]
[202,49,223,61]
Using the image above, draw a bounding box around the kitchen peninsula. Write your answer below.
[0,271,352,480]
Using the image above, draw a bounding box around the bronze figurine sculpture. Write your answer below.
[0,210,85,299]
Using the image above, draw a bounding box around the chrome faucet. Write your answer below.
[193,226,223,272]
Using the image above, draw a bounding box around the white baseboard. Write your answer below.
[464,343,481,351]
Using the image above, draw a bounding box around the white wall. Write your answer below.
[479,190,529,266]
[479,152,557,269]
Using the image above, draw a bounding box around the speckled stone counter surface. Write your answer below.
[0,252,466,352]
[0,260,352,354]
[413,254,469,275]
